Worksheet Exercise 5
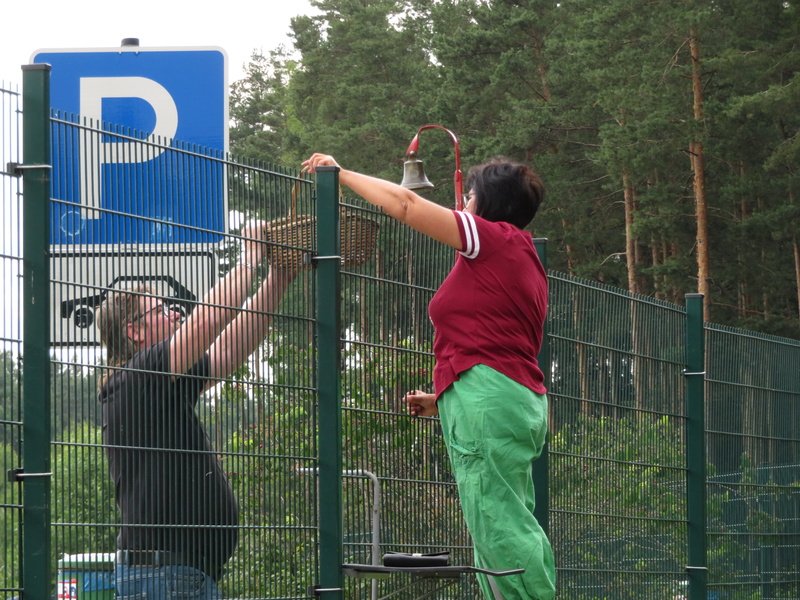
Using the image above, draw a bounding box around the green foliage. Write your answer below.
[230,47,302,167]
[50,423,118,557]
[214,333,317,598]
[0,422,117,595]
[706,453,800,590]
[51,354,102,439]
[229,0,800,337]
[288,0,441,184]
[551,415,685,517]
[0,441,21,593]
[0,351,22,448]
[551,412,800,598]
[211,330,468,598]
[1,351,115,591]
[550,415,686,599]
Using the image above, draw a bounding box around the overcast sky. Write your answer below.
[0,0,316,86]
[1,0,319,351]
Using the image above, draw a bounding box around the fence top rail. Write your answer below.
[49,111,310,182]
[548,272,688,314]
[706,322,800,349]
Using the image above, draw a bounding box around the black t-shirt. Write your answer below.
[99,340,239,579]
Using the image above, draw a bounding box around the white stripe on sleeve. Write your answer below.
[457,212,480,259]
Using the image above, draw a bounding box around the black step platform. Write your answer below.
[343,563,525,580]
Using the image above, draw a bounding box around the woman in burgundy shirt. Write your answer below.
[304,153,556,600]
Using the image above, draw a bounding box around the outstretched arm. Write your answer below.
[204,266,296,389]
[168,221,268,377]
[302,153,463,250]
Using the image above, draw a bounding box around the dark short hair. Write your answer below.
[466,157,544,229]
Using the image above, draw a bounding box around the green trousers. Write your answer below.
[438,364,556,600]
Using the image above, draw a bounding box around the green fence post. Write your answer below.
[532,238,549,536]
[315,165,344,600]
[684,293,707,600]
[20,63,53,600]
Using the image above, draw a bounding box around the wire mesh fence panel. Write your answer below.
[9,71,800,600]
[0,80,23,600]
[547,274,689,600]
[706,325,800,600]
[45,113,319,600]
[338,198,478,600]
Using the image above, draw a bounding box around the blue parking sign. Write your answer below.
[33,45,228,245]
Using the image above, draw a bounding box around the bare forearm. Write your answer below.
[338,169,416,222]
[303,154,462,248]
[194,221,268,340]
[242,268,294,346]
[207,268,295,383]
[170,221,267,376]
[197,263,257,334]
[171,263,257,372]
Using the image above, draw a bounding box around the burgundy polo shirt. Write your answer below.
[428,210,548,398]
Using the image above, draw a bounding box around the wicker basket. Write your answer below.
[266,177,380,270]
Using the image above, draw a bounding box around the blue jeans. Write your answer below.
[115,564,222,600]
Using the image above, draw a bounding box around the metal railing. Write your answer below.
[1,77,24,600]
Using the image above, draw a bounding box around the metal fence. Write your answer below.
[3,67,800,600]
[1,78,23,600]
[547,276,691,600]
[704,326,800,599]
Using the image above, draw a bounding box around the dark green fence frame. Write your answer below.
[21,64,53,600]
[5,66,800,600]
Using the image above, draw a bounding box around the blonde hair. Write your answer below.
[97,285,153,388]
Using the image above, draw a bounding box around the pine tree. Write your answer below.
[230,47,300,167]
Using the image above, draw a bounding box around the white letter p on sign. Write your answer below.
[79,77,179,218]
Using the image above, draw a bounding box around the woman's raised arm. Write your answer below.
[302,153,463,250]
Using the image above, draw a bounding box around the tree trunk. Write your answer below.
[738,165,750,318]
[794,236,800,320]
[690,29,710,320]
[623,173,638,294]
[670,242,681,302]
[533,32,552,102]
[651,241,664,301]
[560,213,576,275]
